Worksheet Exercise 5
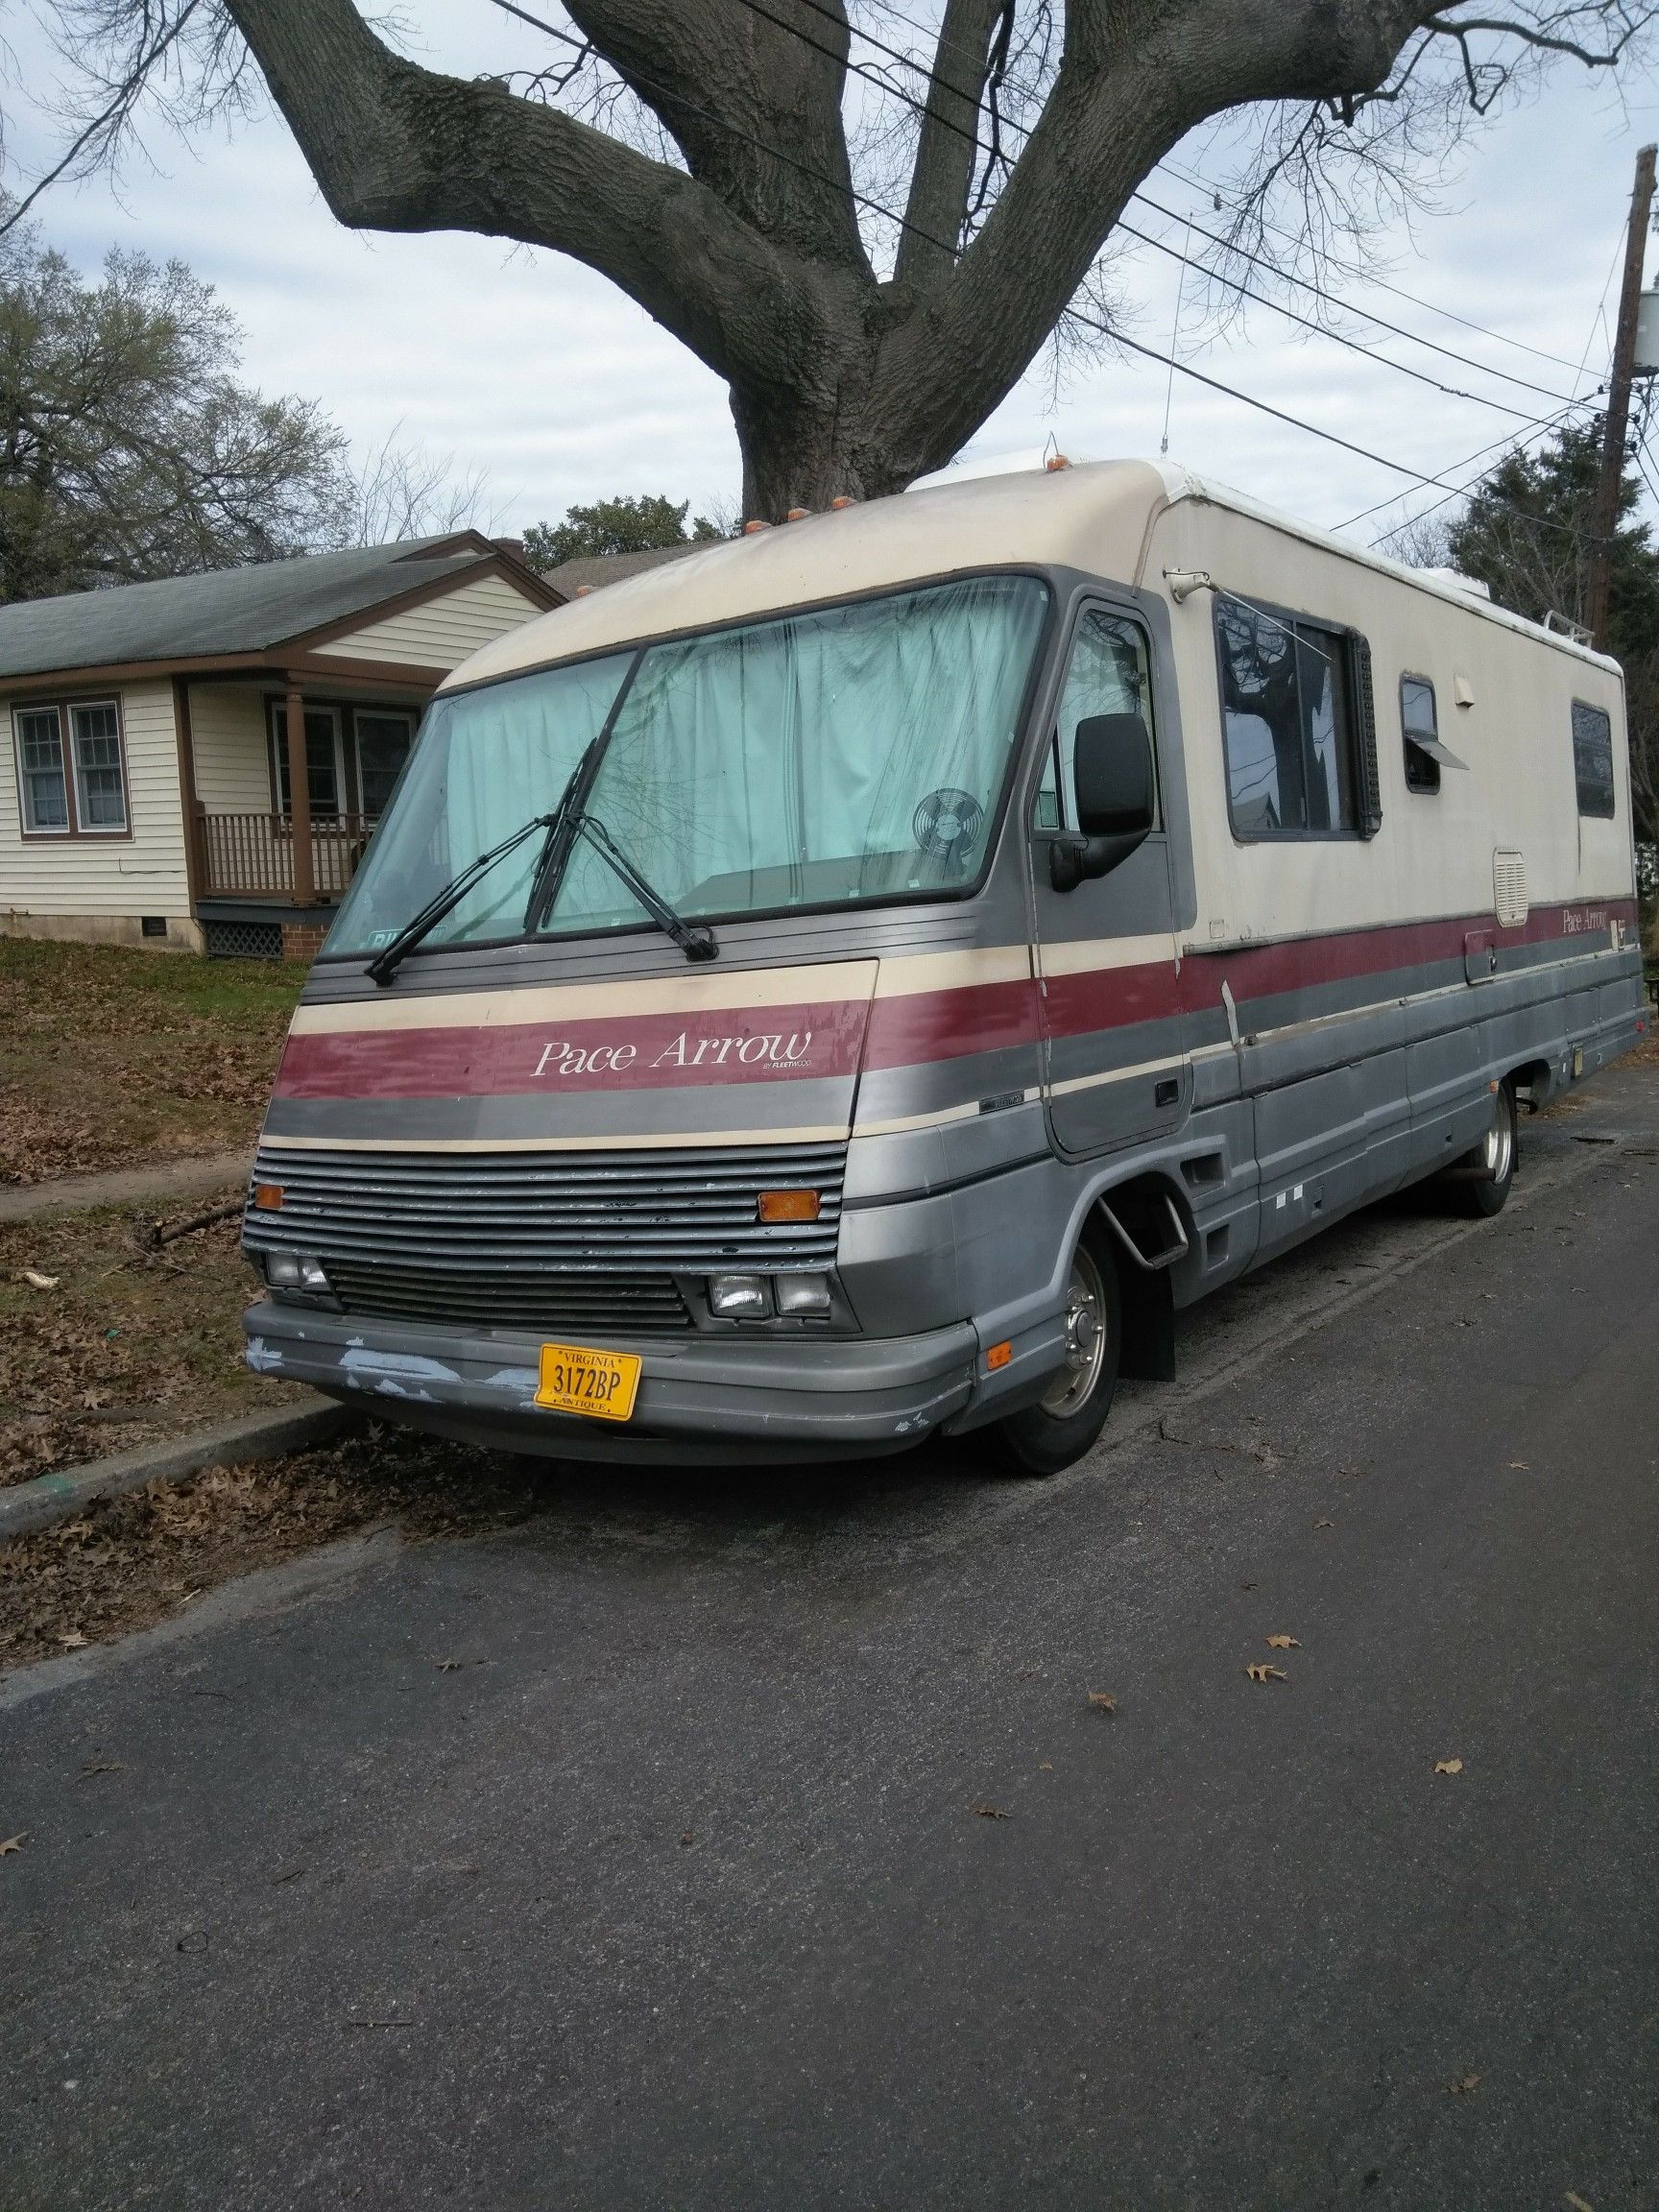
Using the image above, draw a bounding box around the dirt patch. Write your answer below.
[0,1428,546,1671]
[0,1198,297,1486]
[0,939,303,1184]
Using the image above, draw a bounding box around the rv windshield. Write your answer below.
[326,573,1048,959]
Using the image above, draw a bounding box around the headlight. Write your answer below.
[775,1273,831,1315]
[264,1250,331,1292]
[708,1273,773,1318]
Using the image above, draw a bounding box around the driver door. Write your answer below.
[1030,603,1188,1157]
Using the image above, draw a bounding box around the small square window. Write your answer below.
[1401,676,1440,794]
[14,707,69,832]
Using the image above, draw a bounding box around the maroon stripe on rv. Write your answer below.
[274,998,870,1101]
[276,900,1637,1101]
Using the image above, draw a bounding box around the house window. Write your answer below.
[12,698,127,835]
[353,709,416,819]
[268,704,344,818]
[14,707,69,832]
[1401,676,1442,795]
[1215,597,1364,838]
[71,702,129,831]
[1571,700,1616,819]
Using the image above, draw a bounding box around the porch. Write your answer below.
[182,676,422,955]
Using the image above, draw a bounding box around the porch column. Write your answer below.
[284,683,314,906]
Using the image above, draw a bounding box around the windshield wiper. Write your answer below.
[365,743,602,987]
[566,813,718,963]
[364,810,559,986]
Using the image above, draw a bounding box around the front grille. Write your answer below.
[245,1140,847,1336]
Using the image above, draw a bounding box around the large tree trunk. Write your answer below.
[217,0,1568,519]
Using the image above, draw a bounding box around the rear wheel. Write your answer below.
[1448,1080,1518,1217]
[992,1221,1122,1478]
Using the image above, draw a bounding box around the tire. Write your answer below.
[1448,1079,1518,1218]
[992,1219,1123,1478]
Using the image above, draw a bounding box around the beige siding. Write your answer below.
[0,680,190,919]
[315,571,541,669]
[189,683,275,811]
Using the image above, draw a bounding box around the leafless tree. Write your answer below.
[7,2,1656,516]
[346,426,493,545]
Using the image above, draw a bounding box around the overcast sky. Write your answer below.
[8,3,1659,551]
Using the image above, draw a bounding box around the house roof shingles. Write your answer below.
[0,536,505,684]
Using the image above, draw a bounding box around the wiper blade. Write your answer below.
[572,814,718,963]
[366,742,597,987]
[365,811,557,986]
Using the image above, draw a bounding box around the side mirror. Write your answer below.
[1048,713,1156,891]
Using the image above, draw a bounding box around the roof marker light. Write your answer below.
[743,519,771,535]
[830,495,856,510]
[785,507,810,521]
[575,585,594,596]
[1045,452,1071,472]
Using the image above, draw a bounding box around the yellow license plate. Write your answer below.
[535,1342,641,1422]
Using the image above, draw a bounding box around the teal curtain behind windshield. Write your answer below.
[543,574,1047,931]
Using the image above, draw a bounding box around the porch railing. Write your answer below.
[199,812,372,902]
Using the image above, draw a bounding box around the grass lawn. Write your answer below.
[0,938,305,1183]
[0,1193,302,1486]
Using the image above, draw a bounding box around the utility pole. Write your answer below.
[1585,142,1657,651]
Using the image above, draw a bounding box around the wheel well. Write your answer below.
[1090,1172,1187,1382]
[1507,1056,1554,1113]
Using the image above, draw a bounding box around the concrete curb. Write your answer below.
[0,1397,362,1543]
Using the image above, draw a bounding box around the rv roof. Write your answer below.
[445,458,1618,693]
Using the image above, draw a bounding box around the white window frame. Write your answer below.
[68,700,130,835]
[13,704,71,836]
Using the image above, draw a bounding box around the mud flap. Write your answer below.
[1118,1262,1176,1382]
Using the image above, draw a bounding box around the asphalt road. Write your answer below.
[6,1065,1658,2212]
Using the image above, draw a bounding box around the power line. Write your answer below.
[780,0,1597,404]
[774,0,1595,412]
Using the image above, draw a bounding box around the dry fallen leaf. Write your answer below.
[22,1270,60,1290]
[1565,2192,1596,2211]
[1507,1460,1530,1470]
[971,1803,1010,1820]
[0,1836,25,1856]
[1434,1759,1464,1776]
[1245,1664,1288,1684]
[1264,1635,1300,1650]
[435,1659,462,1672]
[1037,1762,1053,1772]
[58,1630,88,1650]
[1448,2072,1483,2096]
[1314,1518,1335,1530]
[1087,1692,1118,1714]
[77,1762,122,1780]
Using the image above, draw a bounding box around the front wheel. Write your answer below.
[1448,1079,1518,1217]
[992,1222,1123,1478]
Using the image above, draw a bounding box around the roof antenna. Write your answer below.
[1160,216,1193,458]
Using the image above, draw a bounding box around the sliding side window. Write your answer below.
[1571,700,1616,819]
[1214,596,1378,840]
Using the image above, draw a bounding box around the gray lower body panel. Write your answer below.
[244,1300,982,1465]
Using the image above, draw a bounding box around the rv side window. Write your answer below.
[1215,597,1361,839]
[1045,608,1159,831]
[1401,676,1441,795]
[1571,700,1616,819]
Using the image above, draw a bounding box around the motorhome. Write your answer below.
[240,461,1647,1474]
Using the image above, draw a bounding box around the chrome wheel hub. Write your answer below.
[1042,1244,1109,1418]
[1481,1091,1514,1182]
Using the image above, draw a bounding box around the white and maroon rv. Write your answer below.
[240,462,1647,1473]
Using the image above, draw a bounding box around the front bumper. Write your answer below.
[243,1299,984,1464]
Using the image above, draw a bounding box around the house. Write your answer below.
[0,533,559,959]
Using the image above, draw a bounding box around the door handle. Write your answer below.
[1155,1076,1180,1107]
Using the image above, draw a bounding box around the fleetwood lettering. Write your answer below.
[531,1030,816,1080]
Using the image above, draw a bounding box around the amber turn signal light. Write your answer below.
[252,1183,285,1211]
[986,1339,1013,1371]
[757,1189,821,1224]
